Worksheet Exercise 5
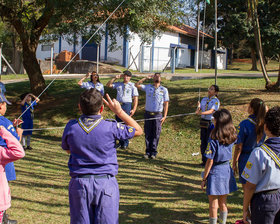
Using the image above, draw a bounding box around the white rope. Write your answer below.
[22,112,196,131]
[17,0,127,120]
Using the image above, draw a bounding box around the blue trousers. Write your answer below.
[69,175,119,224]
[251,190,280,224]
[144,111,162,156]
[200,124,212,163]
[116,103,131,147]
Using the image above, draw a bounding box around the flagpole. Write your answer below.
[214,0,218,85]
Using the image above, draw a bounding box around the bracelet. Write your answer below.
[202,178,207,181]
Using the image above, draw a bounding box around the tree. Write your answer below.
[0,0,185,95]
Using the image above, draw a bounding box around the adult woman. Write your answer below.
[78,72,104,96]
[196,85,220,165]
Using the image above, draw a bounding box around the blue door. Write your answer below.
[81,38,98,61]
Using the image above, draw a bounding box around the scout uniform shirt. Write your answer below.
[140,84,169,112]
[242,137,280,193]
[81,81,105,96]
[112,82,139,103]
[61,115,135,177]
[200,96,220,120]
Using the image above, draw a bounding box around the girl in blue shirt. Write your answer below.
[201,109,237,224]
[232,98,266,188]
[20,93,40,150]
[78,72,104,96]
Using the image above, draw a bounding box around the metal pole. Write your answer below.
[50,45,54,75]
[0,43,2,75]
[195,1,200,72]
[97,44,100,74]
[214,0,218,85]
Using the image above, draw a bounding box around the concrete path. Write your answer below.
[2,71,278,84]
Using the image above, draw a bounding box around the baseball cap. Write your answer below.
[123,70,132,77]
[0,92,11,105]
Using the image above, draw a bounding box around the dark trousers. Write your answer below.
[250,190,280,224]
[144,111,162,156]
[116,103,132,147]
[200,123,212,163]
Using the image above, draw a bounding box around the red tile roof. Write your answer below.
[168,24,213,39]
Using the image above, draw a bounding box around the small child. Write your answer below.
[201,109,238,224]
[0,126,25,224]
[20,93,40,150]
[242,106,280,224]
[61,89,142,224]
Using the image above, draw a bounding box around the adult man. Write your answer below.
[136,73,169,159]
[106,70,139,149]
[242,106,280,224]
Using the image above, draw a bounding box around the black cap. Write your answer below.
[123,70,132,77]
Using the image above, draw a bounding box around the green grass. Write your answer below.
[4,76,280,224]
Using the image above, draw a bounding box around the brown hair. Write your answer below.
[249,98,266,142]
[210,109,237,145]
[79,88,103,115]
[90,72,100,83]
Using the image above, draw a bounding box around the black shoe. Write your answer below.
[23,146,27,150]
[26,146,33,150]
[121,145,128,150]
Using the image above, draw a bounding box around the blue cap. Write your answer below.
[0,93,11,105]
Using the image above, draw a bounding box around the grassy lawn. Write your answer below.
[4,76,280,224]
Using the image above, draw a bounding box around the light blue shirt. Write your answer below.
[140,84,169,112]
[112,82,138,103]
[0,82,6,93]
[200,96,220,120]
[242,142,280,193]
[81,81,104,96]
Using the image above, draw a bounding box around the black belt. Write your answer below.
[213,161,229,166]
[255,189,280,195]
[241,151,251,155]
[145,111,162,115]
[77,174,110,179]
[201,119,211,122]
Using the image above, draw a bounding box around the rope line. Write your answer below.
[22,112,196,131]
[17,0,127,120]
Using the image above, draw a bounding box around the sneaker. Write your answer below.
[143,154,149,159]
[23,146,27,150]
[121,145,128,150]
[150,155,156,160]
[3,212,17,224]
[26,146,32,150]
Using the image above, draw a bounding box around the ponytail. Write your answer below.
[249,98,266,142]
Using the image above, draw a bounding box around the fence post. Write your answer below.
[140,45,144,73]
[50,44,54,75]
[97,44,100,74]
[171,47,176,74]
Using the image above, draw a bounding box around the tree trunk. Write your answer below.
[250,47,258,71]
[22,46,46,96]
[277,58,280,87]
[249,0,271,87]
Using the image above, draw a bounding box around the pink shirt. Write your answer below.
[0,128,25,211]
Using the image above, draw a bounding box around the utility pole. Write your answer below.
[195,0,200,72]
[214,0,218,85]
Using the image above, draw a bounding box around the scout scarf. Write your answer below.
[78,116,103,134]
[261,138,280,169]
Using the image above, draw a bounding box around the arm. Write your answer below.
[135,75,153,89]
[232,143,243,175]
[0,126,24,164]
[161,101,169,125]
[29,93,40,103]
[20,93,30,106]
[201,158,213,190]
[196,108,215,116]
[78,73,90,86]
[103,94,143,136]
[106,74,121,88]
[243,181,256,223]
[130,96,138,117]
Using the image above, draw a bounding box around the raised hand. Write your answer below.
[103,94,123,115]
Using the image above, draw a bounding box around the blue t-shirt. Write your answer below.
[140,84,169,112]
[81,81,104,96]
[112,82,139,103]
[61,114,135,177]
[21,101,37,121]
[205,139,234,163]
[236,115,266,153]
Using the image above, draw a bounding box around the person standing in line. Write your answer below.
[78,71,104,96]
[201,109,238,224]
[106,70,139,149]
[242,106,280,224]
[135,73,169,159]
[196,85,220,166]
[232,98,266,190]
